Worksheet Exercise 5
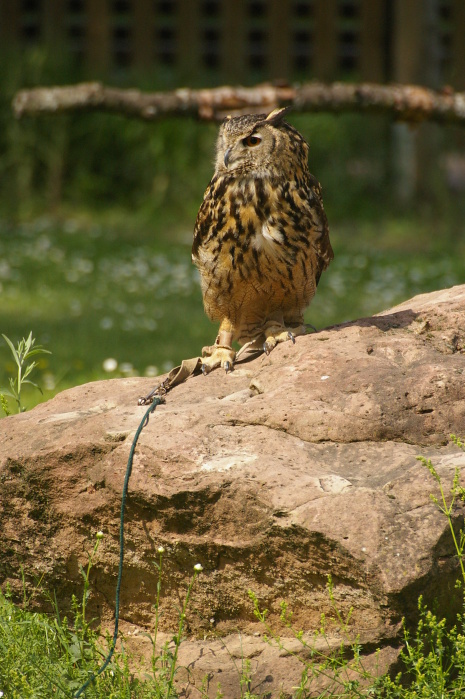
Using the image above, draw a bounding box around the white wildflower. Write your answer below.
[102,357,118,372]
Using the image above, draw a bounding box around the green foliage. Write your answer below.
[417,447,465,585]
[139,554,204,698]
[375,597,465,698]
[0,537,203,698]
[249,579,373,698]
[0,48,217,222]
[0,332,50,414]
[374,438,465,698]
[0,563,139,697]
[0,393,10,417]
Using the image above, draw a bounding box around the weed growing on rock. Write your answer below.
[0,534,204,698]
[418,435,465,585]
[247,436,465,698]
[249,578,373,698]
[138,547,204,698]
[373,436,465,698]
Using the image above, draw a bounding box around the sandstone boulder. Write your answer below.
[1,285,465,696]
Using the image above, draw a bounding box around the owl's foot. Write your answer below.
[201,344,236,374]
[262,323,307,355]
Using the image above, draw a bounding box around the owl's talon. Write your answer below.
[263,342,271,356]
[287,331,295,343]
[199,345,236,374]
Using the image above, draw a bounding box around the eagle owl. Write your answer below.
[192,107,333,373]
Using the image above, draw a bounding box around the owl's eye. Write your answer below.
[243,135,261,147]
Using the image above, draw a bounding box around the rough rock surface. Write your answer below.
[1,284,465,696]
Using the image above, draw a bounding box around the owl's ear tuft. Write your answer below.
[264,107,291,125]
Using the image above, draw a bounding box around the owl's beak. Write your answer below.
[224,148,232,167]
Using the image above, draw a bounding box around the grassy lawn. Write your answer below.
[0,212,464,413]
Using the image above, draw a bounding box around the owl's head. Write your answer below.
[215,107,309,178]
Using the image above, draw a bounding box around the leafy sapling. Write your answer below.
[0,331,51,414]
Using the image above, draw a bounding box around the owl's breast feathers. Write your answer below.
[192,172,332,324]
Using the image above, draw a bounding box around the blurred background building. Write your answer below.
[1,0,464,89]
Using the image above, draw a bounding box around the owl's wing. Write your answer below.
[192,177,218,263]
[306,174,333,286]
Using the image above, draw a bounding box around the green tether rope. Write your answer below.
[74,395,162,697]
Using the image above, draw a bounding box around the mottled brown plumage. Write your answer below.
[192,108,333,372]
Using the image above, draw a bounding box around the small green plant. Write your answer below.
[247,436,465,698]
[249,578,372,698]
[238,657,258,699]
[0,331,51,414]
[137,548,204,697]
[0,535,204,698]
[418,434,465,586]
[374,436,465,698]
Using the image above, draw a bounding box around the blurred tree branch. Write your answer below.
[12,81,465,126]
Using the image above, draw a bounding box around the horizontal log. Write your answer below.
[12,81,465,126]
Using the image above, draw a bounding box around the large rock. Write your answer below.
[1,285,465,696]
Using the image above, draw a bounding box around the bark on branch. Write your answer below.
[12,81,465,126]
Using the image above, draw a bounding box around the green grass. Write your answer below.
[1,214,464,412]
[0,588,139,698]
[0,542,205,699]
[0,215,209,410]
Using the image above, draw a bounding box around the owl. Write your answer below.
[192,107,333,373]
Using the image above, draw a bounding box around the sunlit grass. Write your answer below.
[0,216,210,409]
[1,213,463,412]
